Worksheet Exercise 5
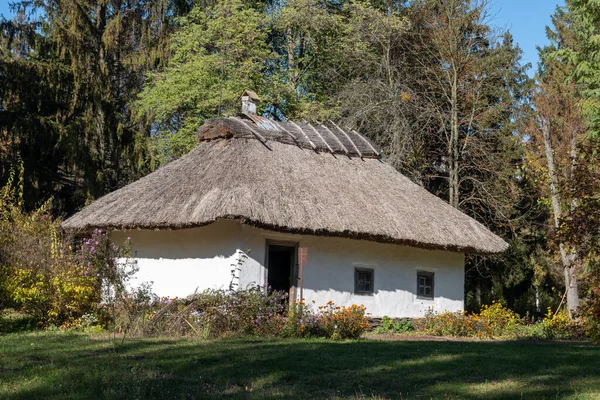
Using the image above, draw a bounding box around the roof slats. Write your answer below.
[329,121,362,158]
[318,123,349,156]
[307,123,335,154]
[289,120,317,151]
[353,129,381,158]
[198,116,381,158]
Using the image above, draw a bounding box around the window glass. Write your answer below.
[355,268,374,294]
[417,271,434,299]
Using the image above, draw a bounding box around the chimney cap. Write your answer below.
[241,89,260,102]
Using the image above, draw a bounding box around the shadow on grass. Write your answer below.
[0,312,37,335]
[1,333,599,399]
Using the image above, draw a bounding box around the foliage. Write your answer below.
[137,0,270,163]
[112,289,368,340]
[374,316,414,335]
[547,0,600,137]
[0,165,136,328]
[577,279,600,343]
[419,302,581,340]
[0,167,98,326]
[0,0,181,214]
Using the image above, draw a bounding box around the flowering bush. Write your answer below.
[0,165,137,328]
[129,288,290,338]
[421,303,521,339]
[317,301,370,340]
[116,289,370,340]
[541,308,574,340]
[421,310,487,337]
[418,303,584,340]
[280,301,323,338]
[1,167,97,326]
[479,302,521,337]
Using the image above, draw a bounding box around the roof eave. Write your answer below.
[62,215,508,256]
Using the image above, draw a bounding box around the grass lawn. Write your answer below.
[0,332,599,399]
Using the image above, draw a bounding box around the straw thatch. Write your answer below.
[63,115,508,255]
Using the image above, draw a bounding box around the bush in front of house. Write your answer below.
[115,289,370,340]
[316,301,370,339]
[374,316,415,334]
[412,302,581,340]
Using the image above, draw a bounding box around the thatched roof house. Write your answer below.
[64,94,507,318]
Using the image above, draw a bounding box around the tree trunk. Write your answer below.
[449,70,460,209]
[541,121,579,315]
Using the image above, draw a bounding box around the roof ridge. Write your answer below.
[197,116,381,159]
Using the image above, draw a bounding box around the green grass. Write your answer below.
[0,332,599,399]
[0,311,37,335]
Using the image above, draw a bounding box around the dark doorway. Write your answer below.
[267,244,296,293]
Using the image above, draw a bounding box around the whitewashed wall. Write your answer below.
[111,221,264,296]
[112,220,464,318]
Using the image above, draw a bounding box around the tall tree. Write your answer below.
[137,0,270,163]
[527,69,583,314]
[553,0,600,137]
[532,0,600,313]
[0,0,179,214]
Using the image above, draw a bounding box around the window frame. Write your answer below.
[416,270,434,300]
[354,267,375,295]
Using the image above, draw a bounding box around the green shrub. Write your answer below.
[479,302,521,337]
[113,289,370,340]
[374,316,414,334]
[0,165,136,329]
[577,283,600,343]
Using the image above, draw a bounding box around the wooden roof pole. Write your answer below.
[319,123,349,156]
[289,120,317,150]
[329,121,362,158]
[307,123,334,154]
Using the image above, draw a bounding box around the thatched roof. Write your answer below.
[63,115,508,255]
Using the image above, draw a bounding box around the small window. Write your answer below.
[355,268,374,295]
[417,271,434,299]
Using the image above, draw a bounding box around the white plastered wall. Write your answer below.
[112,220,464,318]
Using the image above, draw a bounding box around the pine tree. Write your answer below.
[0,0,179,214]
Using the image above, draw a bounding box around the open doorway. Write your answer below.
[267,243,296,294]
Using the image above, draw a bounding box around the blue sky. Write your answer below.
[492,0,564,74]
[0,0,563,75]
